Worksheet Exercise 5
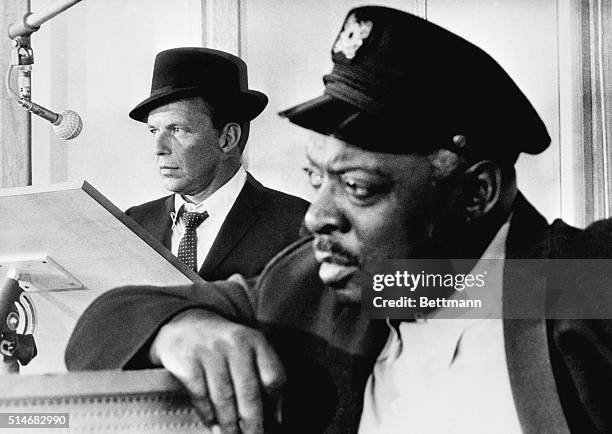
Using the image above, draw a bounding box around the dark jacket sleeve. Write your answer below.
[65,276,257,371]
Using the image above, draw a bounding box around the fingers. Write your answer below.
[150,310,286,433]
[254,338,286,399]
[205,353,240,434]
[161,354,217,426]
[229,347,264,434]
[208,334,286,434]
[162,346,243,433]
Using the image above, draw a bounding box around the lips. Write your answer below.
[313,238,359,286]
[318,262,359,286]
[314,250,357,266]
[159,165,180,175]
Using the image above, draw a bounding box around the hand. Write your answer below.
[149,309,285,434]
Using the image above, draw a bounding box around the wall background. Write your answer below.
[30,0,203,209]
[14,0,603,227]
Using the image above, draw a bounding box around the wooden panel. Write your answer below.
[590,0,612,220]
[0,0,32,187]
[0,369,210,433]
[414,0,427,18]
[0,181,198,374]
[558,0,588,227]
[201,0,243,56]
[560,0,612,224]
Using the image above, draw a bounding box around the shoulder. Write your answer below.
[246,174,309,216]
[528,212,612,259]
[262,187,309,213]
[125,195,173,217]
[548,217,612,258]
[544,219,612,318]
[259,236,319,285]
[254,236,329,322]
[546,219,587,258]
[584,218,612,257]
[255,236,321,303]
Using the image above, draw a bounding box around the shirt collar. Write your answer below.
[479,213,512,261]
[429,214,513,320]
[172,166,247,225]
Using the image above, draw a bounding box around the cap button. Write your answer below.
[452,134,467,148]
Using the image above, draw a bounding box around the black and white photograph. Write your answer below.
[1,0,611,433]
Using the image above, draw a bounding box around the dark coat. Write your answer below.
[124,173,309,281]
[66,194,612,433]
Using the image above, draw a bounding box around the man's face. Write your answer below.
[147,98,224,196]
[304,135,441,300]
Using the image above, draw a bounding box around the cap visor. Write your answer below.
[278,94,362,137]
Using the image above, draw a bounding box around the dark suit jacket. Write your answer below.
[124,173,309,281]
[66,194,612,433]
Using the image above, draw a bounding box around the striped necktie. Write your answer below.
[177,210,209,272]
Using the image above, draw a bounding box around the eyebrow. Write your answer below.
[147,122,184,129]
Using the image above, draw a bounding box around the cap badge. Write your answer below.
[332,14,373,60]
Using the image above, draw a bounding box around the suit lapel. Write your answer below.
[199,174,263,276]
[147,195,174,249]
[503,194,570,434]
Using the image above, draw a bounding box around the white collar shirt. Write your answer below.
[358,218,523,434]
[171,166,247,272]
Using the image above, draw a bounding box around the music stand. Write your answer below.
[0,181,199,374]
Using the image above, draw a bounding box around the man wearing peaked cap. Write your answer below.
[67,7,612,433]
[123,47,308,281]
[280,6,550,161]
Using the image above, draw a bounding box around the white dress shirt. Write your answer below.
[171,166,247,272]
[358,218,523,434]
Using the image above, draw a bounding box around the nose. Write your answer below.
[153,131,170,156]
[304,183,350,235]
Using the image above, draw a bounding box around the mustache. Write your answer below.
[313,237,359,265]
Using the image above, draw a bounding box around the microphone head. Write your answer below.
[53,110,83,140]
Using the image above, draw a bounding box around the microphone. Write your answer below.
[17,98,82,140]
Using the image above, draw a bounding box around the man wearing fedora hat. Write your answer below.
[67,7,612,434]
[124,47,308,281]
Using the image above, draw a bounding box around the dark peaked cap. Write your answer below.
[130,47,268,123]
[279,6,550,162]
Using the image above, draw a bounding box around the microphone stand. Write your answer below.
[5,0,85,186]
[8,0,84,40]
[6,3,34,186]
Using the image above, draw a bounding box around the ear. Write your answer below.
[218,123,242,153]
[461,160,501,221]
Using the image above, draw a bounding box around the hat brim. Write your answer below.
[129,87,268,123]
[278,94,364,137]
[279,93,447,155]
[280,94,414,153]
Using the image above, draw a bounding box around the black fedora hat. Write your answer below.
[129,47,268,123]
[279,6,550,163]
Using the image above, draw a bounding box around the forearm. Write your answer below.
[65,278,256,371]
